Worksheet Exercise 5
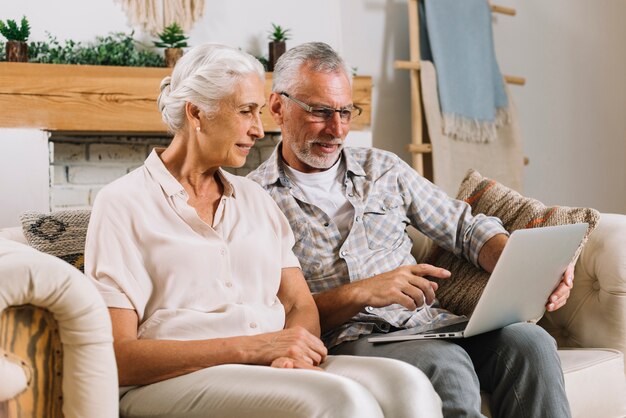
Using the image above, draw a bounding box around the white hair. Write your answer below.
[272,42,352,94]
[157,43,265,133]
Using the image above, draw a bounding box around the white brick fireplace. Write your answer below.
[48,133,282,210]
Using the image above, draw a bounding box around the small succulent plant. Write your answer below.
[0,16,30,42]
[153,22,189,49]
[267,23,291,43]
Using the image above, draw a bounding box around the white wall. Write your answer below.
[492,0,626,213]
[0,129,49,228]
[3,0,625,214]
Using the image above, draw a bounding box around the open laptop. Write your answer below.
[368,223,588,343]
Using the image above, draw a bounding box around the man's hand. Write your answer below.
[546,263,575,312]
[247,326,328,368]
[357,264,451,310]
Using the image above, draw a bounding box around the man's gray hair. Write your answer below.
[157,43,264,134]
[272,42,352,94]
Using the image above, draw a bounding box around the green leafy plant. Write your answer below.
[153,23,189,49]
[0,16,30,42]
[28,32,164,67]
[267,23,291,42]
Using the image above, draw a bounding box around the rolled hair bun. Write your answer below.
[157,43,265,134]
[157,76,176,131]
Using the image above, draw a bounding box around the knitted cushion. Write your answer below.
[19,210,91,273]
[428,169,600,316]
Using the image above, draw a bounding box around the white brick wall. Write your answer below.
[89,143,146,163]
[49,134,281,210]
[67,165,129,184]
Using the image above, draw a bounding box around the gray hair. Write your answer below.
[272,42,351,94]
[157,43,264,133]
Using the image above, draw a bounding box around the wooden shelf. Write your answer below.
[0,62,372,134]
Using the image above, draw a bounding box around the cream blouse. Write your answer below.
[85,149,300,341]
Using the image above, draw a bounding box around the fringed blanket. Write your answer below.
[419,0,508,143]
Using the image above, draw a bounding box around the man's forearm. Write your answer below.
[478,233,508,273]
[313,282,366,333]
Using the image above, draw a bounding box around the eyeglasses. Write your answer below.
[280,92,362,124]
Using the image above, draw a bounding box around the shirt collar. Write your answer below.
[145,148,236,199]
[342,147,367,177]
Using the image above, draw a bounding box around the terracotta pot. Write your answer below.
[164,48,184,68]
[268,41,286,72]
[6,41,28,62]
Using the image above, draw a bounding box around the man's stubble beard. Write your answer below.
[288,137,343,170]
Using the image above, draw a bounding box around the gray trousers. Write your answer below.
[330,322,571,418]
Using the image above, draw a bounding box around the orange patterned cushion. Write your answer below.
[428,169,600,316]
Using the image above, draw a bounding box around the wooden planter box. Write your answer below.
[0,62,372,134]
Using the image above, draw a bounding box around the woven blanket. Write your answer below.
[419,0,508,143]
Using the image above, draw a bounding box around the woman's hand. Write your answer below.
[248,326,328,368]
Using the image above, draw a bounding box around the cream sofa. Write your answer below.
[1,213,625,417]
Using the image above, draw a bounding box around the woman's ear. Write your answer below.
[185,102,202,131]
[268,92,284,125]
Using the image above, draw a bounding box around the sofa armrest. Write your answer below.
[0,239,119,418]
[0,227,26,245]
[539,214,626,371]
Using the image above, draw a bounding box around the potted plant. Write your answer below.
[0,16,30,62]
[154,22,189,67]
[267,23,291,71]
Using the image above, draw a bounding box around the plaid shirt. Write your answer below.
[248,144,507,347]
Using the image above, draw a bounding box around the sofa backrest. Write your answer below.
[0,227,27,244]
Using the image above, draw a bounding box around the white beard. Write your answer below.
[289,138,343,170]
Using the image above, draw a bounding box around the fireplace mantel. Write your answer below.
[0,62,372,134]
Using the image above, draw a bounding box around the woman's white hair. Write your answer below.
[157,43,264,133]
[272,42,351,94]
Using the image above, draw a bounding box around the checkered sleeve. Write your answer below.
[398,159,507,267]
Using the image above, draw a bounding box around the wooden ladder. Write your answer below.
[394,0,525,178]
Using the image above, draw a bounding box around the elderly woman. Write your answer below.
[85,43,441,418]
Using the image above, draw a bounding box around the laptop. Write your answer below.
[368,223,588,343]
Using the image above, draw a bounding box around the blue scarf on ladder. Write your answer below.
[419,0,509,143]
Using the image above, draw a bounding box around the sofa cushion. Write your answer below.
[559,348,626,417]
[428,169,600,316]
[19,210,91,273]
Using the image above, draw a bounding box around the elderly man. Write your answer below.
[248,42,573,418]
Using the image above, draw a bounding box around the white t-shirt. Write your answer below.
[283,158,355,239]
[85,149,300,341]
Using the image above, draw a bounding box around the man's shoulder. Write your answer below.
[345,147,405,174]
[247,156,274,188]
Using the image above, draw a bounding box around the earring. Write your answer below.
[196,126,201,133]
